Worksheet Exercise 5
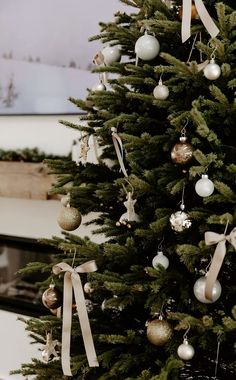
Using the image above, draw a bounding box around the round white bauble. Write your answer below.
[153,82,169,100]
[152,251,169,270]
[177,338,195,360]
[193,276,222,303]
[203,59,221,80]
[170,211,192,232]
[92,82,106,92]
[135,34,160,61]
[102,45,121,65]
[195,174,214,197]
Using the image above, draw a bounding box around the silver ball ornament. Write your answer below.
[153,80,169,100]
[177,338,195,360]
[85,299,94,313]
[195,174,214,197]
[152,251,169,270]
[135,33,160,61]
[193,276,222,303]
[170,211,192,232]
[102,45,121,65]
[84,282,94,294]
[203,59,221,80]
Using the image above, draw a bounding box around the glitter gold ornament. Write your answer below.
[171,136,193,165]
[146,316,173,346]
[42,284,63,310]
[57,205,82,231]
[178,4,199,20]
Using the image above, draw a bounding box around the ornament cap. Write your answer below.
[183,337,189,345]
[201,174,209,179]
[179,136,187,143]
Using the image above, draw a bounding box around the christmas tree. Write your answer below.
[14,0,236,379]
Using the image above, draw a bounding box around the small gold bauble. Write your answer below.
[147,318,173,346]
[178,4,199,20]
[42,285,62,310]
[171,139,193,165]
[57,206,82,231]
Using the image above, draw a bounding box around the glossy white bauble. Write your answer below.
[135,34,160,61]
[177,338,195,360]
[203,59,221,80]
[195,174,214,197]
[152,251,169,269]
[102,45,121,65]
[193,276,221,304]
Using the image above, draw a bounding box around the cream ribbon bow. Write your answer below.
[53,261,99,376]
[111,127,128,178]
[204,227,236,300]
[181,0,219,43]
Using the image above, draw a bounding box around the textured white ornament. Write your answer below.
[116,192,140,227]
[177,338,195,360]
[152,251,169,270]
[135,33,160,61]
[195,174,214,197]
[102,45,121,65]
[193,276,222,303]
[170,211,192,232]
[153,79,169,100]
[92,82,106,92]
[203,59,221,80]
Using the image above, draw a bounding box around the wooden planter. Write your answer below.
[0,161,57,200]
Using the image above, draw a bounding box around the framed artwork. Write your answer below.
[0,0,129,115]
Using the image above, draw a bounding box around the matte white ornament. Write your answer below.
[102,45,121,65]
[152,251,169,270]
[177,338,195,360]
[193,276,221,303]
[153,79,169,100]
[92,82,106,92]
[203,59,221,80]
[135,33,160,61]
[195,174,214,197]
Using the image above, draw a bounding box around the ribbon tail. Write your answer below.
[195,0,219,39]
[182,0,192,42]
[62,272,73,376]
[112,132,128,177]
[72,274,99,367]
[205,240,226,301]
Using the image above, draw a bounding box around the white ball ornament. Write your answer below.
[152,251,169,270]
[135,33,160,61]
[102,45,121,65]
[92,82,106,92]
[193,276,222,304]
[195,174,214,197]
[203,59,221,80]
[153,79,169,100]
[177,338,195,360]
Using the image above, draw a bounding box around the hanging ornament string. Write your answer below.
[111,127,128,177]
[53,260,99,376]
[214,331,223,379]
[204,221,236,301]
[181,0,219,43]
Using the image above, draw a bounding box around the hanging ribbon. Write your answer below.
[111,127,128,178]
[204,227,236,300]
[181,0,219,43]
[53,261,99,376]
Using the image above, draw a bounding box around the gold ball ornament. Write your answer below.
[146,317,173,346]
[178,4,199,20]
[42,284,63,310]
[171,136,193,165]
[57,205,82,231]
